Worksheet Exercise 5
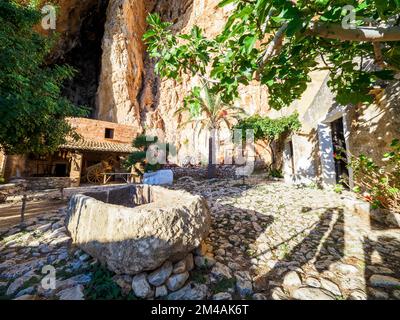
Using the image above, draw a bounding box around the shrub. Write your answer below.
[345,139,400,212]
[125,135,161,176]
[333,184,344,194]
[269,169,283,179]
[84,263,136,300]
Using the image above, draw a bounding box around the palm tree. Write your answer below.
[175,80,245,178]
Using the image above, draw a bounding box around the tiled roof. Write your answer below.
[60,139,135,153]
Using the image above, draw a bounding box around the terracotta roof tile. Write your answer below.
[60,139,134,153]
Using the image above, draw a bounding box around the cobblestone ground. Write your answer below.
[170,177,400,300]
[1,177,399,300]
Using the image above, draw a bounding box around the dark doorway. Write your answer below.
[331,117,349,187]
[54,163,68,177]
[286,140,295,176]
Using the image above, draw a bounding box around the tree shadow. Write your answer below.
[251,208,345,296]
[363,235,400,299]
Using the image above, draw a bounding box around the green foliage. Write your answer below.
[0,285,11,300]
[144,13,213,81]
[84,263,135,300]
[270,169,284,178]
[333,184,344,194]
[144,2,399,110]
[175,79,244,178]
[0,176,5,184]
[132,134,158,149]
[126,135,162,175]
[0,0,86,155]
[346,139,400,211]
[234,112,301,141]
[176,80,245,131]
[190,269,208,284]
[210,277,236,294]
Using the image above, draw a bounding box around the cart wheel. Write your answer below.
[87,166,103,184]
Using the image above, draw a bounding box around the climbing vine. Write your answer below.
[234,113,301,141]
[234,113,301,172]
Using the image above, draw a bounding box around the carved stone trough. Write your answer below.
[66,185,210,275]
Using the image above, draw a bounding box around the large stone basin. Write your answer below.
[66,185,210,275]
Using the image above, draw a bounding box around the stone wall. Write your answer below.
[0,182,27,203]
[269,67,400,186]
[26,177,71,191]
[3,155,27,181]
[347,82,400,165]
[67,117,137,144]
[263,69,332,184]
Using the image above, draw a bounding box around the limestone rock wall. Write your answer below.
[95,0,147,129]
[19,0,105,60]
[148,0,270,164]
[95,0,271,164]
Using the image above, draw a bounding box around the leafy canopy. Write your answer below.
[144,1,400,110]
[0,0,86,155]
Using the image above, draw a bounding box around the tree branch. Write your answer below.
[199,74,220,84]
[307,22,400,42]
[373,43,385,68]
[256,23,288,80]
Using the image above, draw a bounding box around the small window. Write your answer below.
[105,128,114,139]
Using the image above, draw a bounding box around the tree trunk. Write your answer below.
[268,139,276,172]
[207,130,217,179]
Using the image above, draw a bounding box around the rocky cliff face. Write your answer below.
[95,0,147,129]
[146,1,271,164]
[27,0,270,164]
[94,0,271,164]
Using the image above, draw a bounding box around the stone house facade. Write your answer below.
[266,68,400,188]
[0,118,137,188]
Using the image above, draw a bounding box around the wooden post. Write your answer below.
[20,194,27,225]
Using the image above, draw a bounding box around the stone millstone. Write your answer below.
[66,185,211,275]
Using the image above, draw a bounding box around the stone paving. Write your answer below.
[1,177,400,300]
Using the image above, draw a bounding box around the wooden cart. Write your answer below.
[85,156,119,184]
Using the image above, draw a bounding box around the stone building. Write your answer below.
[267,69,400,188]
[0,118,136,188]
